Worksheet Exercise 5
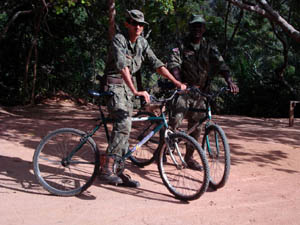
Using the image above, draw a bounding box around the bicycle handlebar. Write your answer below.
[189,86,230,99]
[88,86,230,107]
[148,86,229,105]
[149,89,183,103]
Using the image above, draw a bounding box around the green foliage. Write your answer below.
[154,0,175,14]
[0,12,8,30]
[50,0,94,14]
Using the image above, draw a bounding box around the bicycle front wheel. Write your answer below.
[33,128,99,196]
[129,111,162,167]
[158,132,209,201]
[202,124,230,190]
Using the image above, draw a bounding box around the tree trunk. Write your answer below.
[108,0,116,41]
[25,4,43,105]
[24,42,34,102]
[31,44,38,105]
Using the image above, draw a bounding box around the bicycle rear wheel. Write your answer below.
[158,132,209,201]
[33,128,99,196]
[129,111,162,167]
[202,124,230,190]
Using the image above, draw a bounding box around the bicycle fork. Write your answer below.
[204,107,220,157]
[164,129,187,169]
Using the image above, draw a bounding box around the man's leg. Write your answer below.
[101,112,132,185]
[184,118,203,170]
[100,84,139,187]
[184,97,205,170]
[169,94,188,130]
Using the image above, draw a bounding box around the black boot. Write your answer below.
[185,158,203,171]
[99,155,123,185]
[119,173,140,188]
[185,147,203,171]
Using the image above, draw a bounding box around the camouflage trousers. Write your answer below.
[106,84,134,157]
[169,90,206,142]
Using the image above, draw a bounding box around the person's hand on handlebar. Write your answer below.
[179,83,187,91]
[175,80,187,91]
[135,91,151,104]
[227,81,239,94]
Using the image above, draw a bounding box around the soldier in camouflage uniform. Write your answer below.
[100,9,186,187]
[168,15,239,170]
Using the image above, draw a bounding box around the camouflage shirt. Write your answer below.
[105,32,164,78]
[168,36,229,90]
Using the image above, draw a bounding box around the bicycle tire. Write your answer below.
[33,128,99,196]
[129,111,163,167]
[202,123,230,190]
[158,132,209,201]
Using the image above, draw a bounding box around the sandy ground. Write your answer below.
[0,99,300,225]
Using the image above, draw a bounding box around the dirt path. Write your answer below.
[1,100,300,225]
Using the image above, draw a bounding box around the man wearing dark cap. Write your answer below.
[100,9,186,187]
[168,14,239,170]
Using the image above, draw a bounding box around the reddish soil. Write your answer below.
[1,98,300,225]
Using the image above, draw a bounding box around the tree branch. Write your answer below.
[228,9,244,49]
[0,10,32,40]
[257,0,299,41]
[226,0,300,42]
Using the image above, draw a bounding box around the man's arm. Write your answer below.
[120,67,151,103]
[220,71,239,94]
[156,66,186,90]
[170,67,182,82]
[208,43,239,94]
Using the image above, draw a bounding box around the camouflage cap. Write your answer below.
[127,9,149,25]
[189,14,206,24]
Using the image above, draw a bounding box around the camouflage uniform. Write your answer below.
[105,32,164,157]
[168,36,230,141]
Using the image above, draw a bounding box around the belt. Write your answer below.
[107,77,123,85]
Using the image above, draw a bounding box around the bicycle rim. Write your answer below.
[158,132,209,201]
[203,124,230,189]
[33,128,99,196]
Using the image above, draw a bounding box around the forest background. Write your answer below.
[0,0,299,118]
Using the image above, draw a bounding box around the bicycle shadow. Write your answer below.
[0,151,186,203]
[0,155,189,203]
[93,165,190,204]
[94,184,189,204]
[0,155,50,195]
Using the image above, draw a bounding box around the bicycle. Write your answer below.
[129,86,231,190]
[33,89,210,201]
[181,87,231,190]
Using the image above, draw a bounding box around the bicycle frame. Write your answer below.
[65,98,171,165]
[123,114,167,159]
[65,89,188,171]
[178,87,228,157]
[184,106,218,157]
